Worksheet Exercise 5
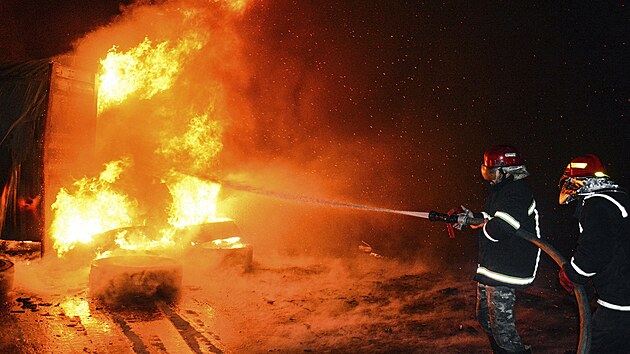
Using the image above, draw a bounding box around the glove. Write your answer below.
[453,205,485,230]
[558,266,577,294]
[451,206,472,230]
[463,205,488,229]
[460,205,474,219]
[452,221,464,231]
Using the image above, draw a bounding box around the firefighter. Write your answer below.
[462,145,540,353]
[557,154,630,353]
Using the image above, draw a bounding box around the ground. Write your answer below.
[0,248,582,353]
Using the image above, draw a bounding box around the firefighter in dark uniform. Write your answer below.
[557,154,630,353]
[462,145,540,353]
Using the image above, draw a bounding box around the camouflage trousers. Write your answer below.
[476,283,527,353]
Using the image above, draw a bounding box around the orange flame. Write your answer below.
[157,113,223,172]
[97,33,206,113]
[224,0,248,12]
[113,228,177,251]
[165,172,229,229]
[211,0,249,13]
[48,0,253,258]
[208,236,245,249]
[50,159,137,256]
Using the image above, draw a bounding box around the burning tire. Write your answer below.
[198,242,253,270]
[0,258,14,297]
[183,221,254,271]
[89,255,182,305]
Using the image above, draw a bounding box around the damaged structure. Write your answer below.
[0,59,97,255]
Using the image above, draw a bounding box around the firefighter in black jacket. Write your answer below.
[463,145,540,354]
[557,154,630,353]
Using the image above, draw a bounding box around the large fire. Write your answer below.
[158,113,223,173]
[50,159,137,255]
[49,0,249,257]
[165,172,229,229]
[97,33,206,114]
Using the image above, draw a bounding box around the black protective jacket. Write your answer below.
[565,190,630,311]
[474,177,541,289]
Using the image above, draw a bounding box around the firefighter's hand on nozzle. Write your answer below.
[461,205,487,229]
[451,205,481,230]
[558,265,577,294]
[452,206,473,230]
[461,205,474,219]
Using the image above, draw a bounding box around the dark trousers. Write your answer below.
[591,305,630,354]
[476,283,527,353]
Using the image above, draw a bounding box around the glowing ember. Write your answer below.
[223,0,248,12]
[50,159,137,256]
[209,236,245,249]
[97,33,205,113]
[113,228,177,251]
[95,250,113,260]
[166,172,229,229]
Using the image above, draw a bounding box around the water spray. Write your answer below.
[214,178,431,216]
[217,178,485,236]
[215,178,486,225]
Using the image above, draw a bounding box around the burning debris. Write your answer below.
[50,158,137,256]
[195,237,253,271]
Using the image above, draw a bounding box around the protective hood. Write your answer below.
[503,165,530,181]
[559,177,620,205]
[481,165,529,185]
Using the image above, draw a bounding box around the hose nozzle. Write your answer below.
[429,210,485,226]
[428,211,458,223]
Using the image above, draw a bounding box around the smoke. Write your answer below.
[47,0,455,262]
[178,252,441,351]
[12,255,90,297]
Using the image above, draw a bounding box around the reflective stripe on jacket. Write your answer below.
[565,190,630,310]
[474,178,541,289]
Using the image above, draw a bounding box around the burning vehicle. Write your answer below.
[0,46,258,350]
[0,55,250,291]
[0,0,256,308]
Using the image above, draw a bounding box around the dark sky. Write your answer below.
[1,1,628,258]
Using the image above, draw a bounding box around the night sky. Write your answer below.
[1,1,628,259]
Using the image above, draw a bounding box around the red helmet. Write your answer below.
[560,154,608,180]
[483,145,525,168]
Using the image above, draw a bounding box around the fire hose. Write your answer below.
[423,210,591,354]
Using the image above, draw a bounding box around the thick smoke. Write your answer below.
[50,0,457,264]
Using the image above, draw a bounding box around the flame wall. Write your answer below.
[45,0,448,260]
